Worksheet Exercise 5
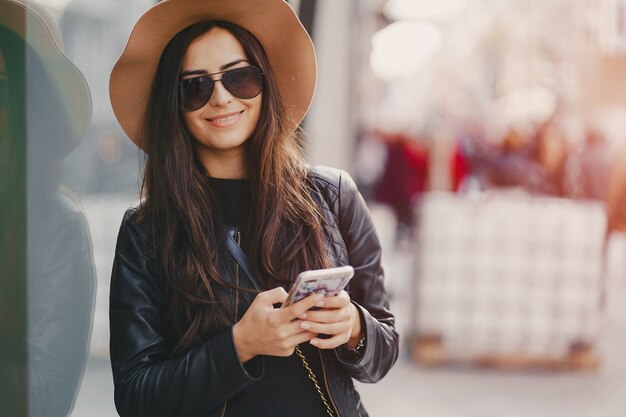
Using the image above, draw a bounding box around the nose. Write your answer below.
[208,79,233,107]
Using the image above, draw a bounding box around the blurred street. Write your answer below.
[71,197,626,417]
[6,1,626,416]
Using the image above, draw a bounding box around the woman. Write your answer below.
[1,1,95,415]
[109,1,398,416]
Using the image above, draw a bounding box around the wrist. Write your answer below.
[344,334,366,355]
[344,305,366,354]
[232,322,254,364]
[346,304,363,347]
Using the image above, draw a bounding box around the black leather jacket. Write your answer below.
[109,166,399,417]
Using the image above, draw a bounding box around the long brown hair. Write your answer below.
[140,21,328,353]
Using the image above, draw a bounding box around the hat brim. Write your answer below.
[109,0,317,150]
[1,0,92,157]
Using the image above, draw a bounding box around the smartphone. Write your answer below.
[283,265,354,307]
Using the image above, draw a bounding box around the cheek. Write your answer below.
[250,107,261,128]
[249,98,262,128]
[181,112,194,129]
[181,112,202,137]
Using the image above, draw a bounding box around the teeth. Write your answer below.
[212,112,241,122]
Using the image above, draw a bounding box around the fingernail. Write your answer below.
[298,313,307,319]
[310,339,319,346]
[316,301,324,307]
[301,322,311,330]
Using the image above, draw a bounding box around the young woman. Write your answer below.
[109,1,398,416]
[1,1,95,415]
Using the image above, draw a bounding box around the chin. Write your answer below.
[206,135,248,150]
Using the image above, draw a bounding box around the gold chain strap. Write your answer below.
[294,346,336,417]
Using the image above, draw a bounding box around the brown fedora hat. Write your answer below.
[109,0,317,150]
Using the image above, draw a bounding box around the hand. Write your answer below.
[232,287,323,363]
[298,290,362,350]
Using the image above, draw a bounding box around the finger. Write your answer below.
[285,331,317,347]
[299,320,350,336]
[303,308,351,324]
[265,319,311,343]
[279,293,325,323]
[265,331,318,358]
[267,306,312,331]
[319,292,350,309]
[258,287,288,307]
[282,319,311,336]
[310,334,348,349]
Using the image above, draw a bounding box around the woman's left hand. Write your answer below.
[298,290,362,349]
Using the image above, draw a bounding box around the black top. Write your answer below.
[208,177,251,229]
[208,177,329,417]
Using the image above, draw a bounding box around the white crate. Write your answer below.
[413,191,607,359]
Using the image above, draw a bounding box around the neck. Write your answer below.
[196,147,247,179]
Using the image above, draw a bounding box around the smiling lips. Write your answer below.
[207,110,244,128]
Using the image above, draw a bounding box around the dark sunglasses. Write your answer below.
[179,66,264,112]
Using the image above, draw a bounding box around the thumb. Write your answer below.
[258,287,288,306]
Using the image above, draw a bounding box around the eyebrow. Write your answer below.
[180,59,249,77]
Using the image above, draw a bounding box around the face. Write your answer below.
[180,27,262,170]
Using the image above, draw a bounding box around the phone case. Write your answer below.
[284,265,354,306]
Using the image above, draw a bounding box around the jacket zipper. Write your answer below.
[221,230,243,417]
[234,230,241,319]
[318,350,341,417]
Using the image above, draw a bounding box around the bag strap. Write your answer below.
[224,228,262,292]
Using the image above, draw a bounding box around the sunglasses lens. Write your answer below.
[222,67,263,99]
[179,67,263,112]
[180,76,213,112]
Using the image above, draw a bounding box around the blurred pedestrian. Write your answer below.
[374,132,428,228]
[564,128,612,201]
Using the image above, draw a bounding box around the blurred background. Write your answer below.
[4,0,626,416]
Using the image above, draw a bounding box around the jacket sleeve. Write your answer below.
[28,205,96,417]
[332,171,400,383]
[109,210,263,417]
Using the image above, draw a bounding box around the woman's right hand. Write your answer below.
[232,287,323,363]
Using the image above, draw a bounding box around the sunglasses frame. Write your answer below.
[178,65,264,112]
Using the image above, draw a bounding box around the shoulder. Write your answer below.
[308,165,342,188]
[307,165,365,234]
[32,190,91,251]
[31,191,95,279]
[116,205,155,258]
[307,165,358,194]
[119,205,145,233]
